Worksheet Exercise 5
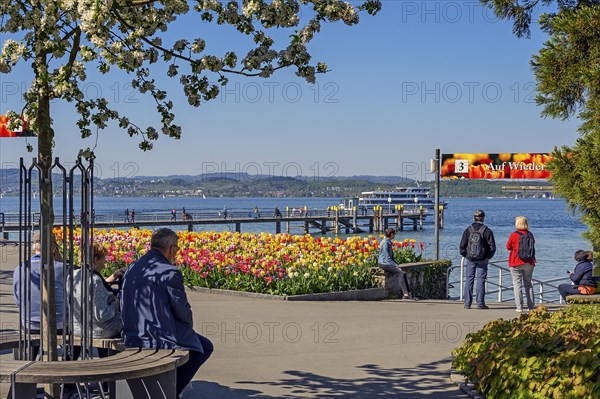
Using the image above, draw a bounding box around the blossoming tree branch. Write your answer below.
[0,0,381,370]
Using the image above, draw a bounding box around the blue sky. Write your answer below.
[0,1,579,180]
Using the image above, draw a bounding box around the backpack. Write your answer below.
[466,225,487,261]
[516,231,535,262]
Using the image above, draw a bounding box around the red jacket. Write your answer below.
[506,230,535,267]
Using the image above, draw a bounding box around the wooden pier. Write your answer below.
[1,206,444,237]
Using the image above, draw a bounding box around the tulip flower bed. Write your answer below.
[55,228,424,296]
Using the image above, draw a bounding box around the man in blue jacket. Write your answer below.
[121,228,213,398]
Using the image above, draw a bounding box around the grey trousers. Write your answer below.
[379,264,411,296]
[510,263,535,310]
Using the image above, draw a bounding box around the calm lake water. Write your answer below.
[1,196,587,302]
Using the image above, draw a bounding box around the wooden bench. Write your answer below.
[0,332,188,399]
[6,348,188,398]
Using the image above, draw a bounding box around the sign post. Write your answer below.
[432,149,440,260]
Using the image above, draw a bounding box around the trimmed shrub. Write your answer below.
[406,259,452,299]
[452,305,600,399]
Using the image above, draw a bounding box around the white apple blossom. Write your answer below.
[0,0,381,156]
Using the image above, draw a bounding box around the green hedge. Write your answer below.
[452,305,600,399]
[406,259,452,299]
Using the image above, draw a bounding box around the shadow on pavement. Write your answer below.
[184,358,467,399]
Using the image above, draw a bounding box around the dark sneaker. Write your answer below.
[477,305,490,310]
[464,304,471,309]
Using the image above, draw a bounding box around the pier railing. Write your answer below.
[0,207,429,229]
[454,257,571,305]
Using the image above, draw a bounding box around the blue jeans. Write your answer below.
[464,259,488,307]
[177,333,214,397]
[510,263,534,310]
[558,284,581,301]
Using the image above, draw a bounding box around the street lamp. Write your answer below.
[387,196,392,214]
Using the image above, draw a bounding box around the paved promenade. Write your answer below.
[0,245,566,398]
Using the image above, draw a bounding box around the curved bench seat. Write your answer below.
[0,360,31,384]
[1,331,189,399]
[13,348,188,384]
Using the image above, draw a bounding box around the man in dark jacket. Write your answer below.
[121,228,213,398]
[459,210,496,309]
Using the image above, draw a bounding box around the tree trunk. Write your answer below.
[38,93,57,358]
[37,56,59,397]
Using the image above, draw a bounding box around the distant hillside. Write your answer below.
[124,173,414,185]
[0,168,551,198]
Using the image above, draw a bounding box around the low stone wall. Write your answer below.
[375,260,452,299]
[566,294,600,304]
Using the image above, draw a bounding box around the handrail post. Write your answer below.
[498,267,502,303]
[539,283,544,304]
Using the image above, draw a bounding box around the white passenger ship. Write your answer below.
[340,187,448,211]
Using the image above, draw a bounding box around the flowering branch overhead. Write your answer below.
[1,0,381,150]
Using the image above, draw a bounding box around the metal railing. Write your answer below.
[453,257,571,305]
[0,207,428,226]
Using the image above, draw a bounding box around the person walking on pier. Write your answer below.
[223,206,228,219]
[506,216,536,312]
[130,209,135,223]
[253,206,260,218]
[125,208,130,222]
[378,228,417,300]
[182,207,188,221]
[459,210,496,310]
[274,206,282,218]
[121,228,213,398]
[171,208,177,221]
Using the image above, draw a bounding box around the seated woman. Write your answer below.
[378,228,417,300]
[70,242,124,342]
[558,250,598,301]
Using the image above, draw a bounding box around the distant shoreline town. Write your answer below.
[0,169,553,199]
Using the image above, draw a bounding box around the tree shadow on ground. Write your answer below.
[185,357,468,399]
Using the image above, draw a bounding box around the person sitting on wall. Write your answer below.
[558,250,598,301]
[378,228,418,300]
